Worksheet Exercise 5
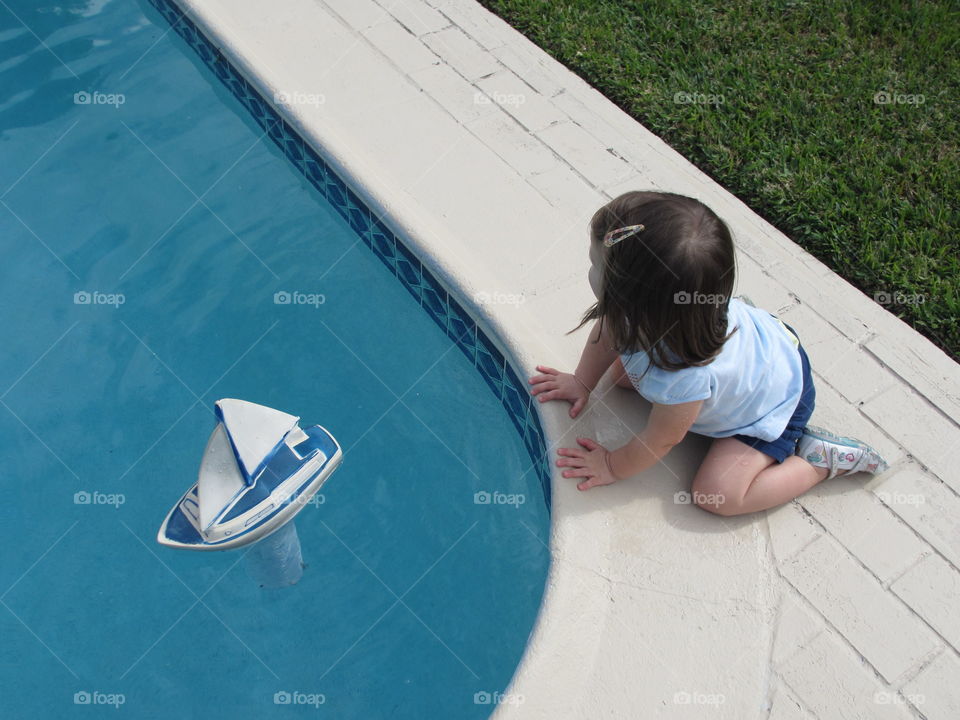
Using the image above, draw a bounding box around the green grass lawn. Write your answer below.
[479,0,959,360]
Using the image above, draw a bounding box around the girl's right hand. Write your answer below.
[528,365,590,418]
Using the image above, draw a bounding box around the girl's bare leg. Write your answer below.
[614,360,834,515]
[692,437,831,516]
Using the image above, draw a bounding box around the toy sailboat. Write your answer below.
[157,399,342,551]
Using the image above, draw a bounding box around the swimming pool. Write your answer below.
[0,1,550,716]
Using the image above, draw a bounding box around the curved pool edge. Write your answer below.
[152,1,774,717]
[152,0,615,711]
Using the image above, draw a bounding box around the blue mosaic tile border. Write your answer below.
[148,0,551,510]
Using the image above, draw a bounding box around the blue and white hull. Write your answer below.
[157,400,342,551]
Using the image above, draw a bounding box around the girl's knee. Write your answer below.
[690,477,742,515]
[691,488,738,515]
[691,438,776,516]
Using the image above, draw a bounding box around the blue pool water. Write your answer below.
[0,1,550,717]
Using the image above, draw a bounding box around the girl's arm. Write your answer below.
[607,400,703,478]
[529,320,619,418]
[573,320,620,390]
[558,399,704,491]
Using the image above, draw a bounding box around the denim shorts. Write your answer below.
[731,320,816,463]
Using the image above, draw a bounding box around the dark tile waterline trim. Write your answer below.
[147,0,551,509]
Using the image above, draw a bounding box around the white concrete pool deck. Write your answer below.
[172,0,960,717]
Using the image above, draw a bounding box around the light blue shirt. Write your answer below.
[620,298,803,442]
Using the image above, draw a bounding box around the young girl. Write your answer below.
[529,191,888,516]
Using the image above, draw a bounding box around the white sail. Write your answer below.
[197,423,246,530]
[215,398,299,480]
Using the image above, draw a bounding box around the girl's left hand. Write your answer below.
[556,437,620,491]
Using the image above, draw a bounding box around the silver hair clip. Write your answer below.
[602,224,645,247]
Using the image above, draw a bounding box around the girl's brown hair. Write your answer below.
[574,191,738,370]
